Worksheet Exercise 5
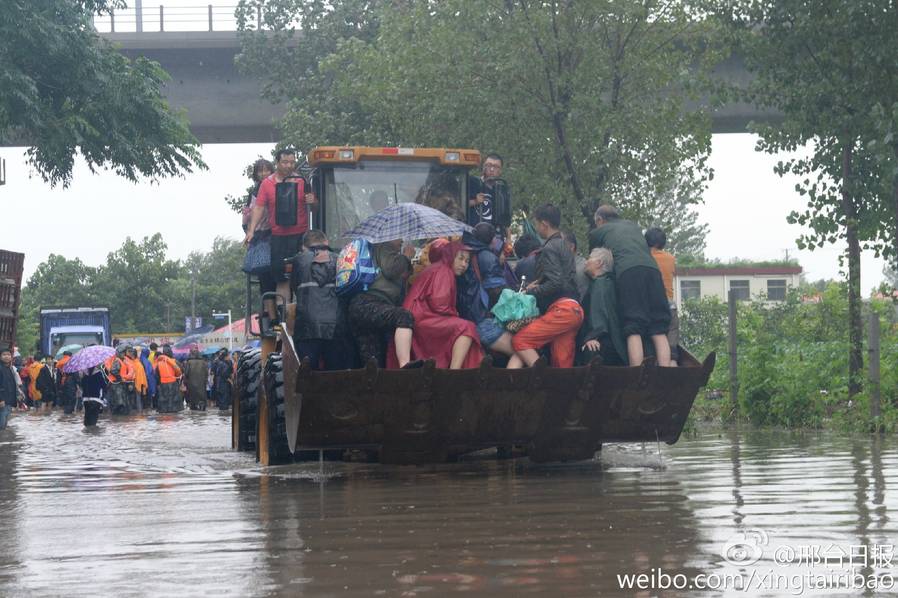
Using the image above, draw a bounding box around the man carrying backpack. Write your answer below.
[244,148,317,330]
[292,230,355,370]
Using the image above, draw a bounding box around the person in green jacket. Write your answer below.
[576,248,628,366]
[588,204,671,367]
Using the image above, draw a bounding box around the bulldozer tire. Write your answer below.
[261,352,293,464]
[236,348,261,452]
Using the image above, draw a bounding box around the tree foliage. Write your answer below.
[722,0,898,396]
[682,285,898,432]
[235,0,387,151]
[0,0,206,186]
[235,0,719,250]
[15,236,248,352]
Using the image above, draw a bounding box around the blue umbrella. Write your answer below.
[202,346,222,357]
[344,202,471,243]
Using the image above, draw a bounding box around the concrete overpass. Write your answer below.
[105,31,284,144]
[50,30,779,145]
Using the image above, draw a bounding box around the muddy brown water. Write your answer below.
[0,411,896,597]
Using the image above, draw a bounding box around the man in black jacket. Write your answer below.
[509,204,584,368]
[1,346,21,428]
[466,153,511,236]
[34,355,57,413]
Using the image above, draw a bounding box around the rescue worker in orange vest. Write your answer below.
[153,344,184,413]
[126,347,147,412]
[29,356,56,413]
[104,344,135,415]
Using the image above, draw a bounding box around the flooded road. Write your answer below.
[1,412,896,597]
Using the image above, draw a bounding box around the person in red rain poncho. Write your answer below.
[389,240,484,369]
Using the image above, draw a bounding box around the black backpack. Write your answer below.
[274,176,304,227]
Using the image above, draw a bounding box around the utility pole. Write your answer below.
[190,268,197,331]
[728,289,739,413]
[134,0,143,32]
[212,310,233,353]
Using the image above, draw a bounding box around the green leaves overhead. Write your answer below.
[0,0,206,186]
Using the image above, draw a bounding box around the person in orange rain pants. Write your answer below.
[509,204,584,369]
[153,344,184,413]
[104,345,135,415]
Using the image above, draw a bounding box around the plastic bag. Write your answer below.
[490,288,539,323]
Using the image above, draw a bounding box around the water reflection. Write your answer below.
[239,459,703,596]
[0,413,896,597]
[0,423,23,589]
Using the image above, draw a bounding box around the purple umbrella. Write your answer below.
[63,345,116,373]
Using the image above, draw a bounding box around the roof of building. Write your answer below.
[676,266,803,276]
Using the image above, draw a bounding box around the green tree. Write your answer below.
[15,255,99,352]
[224,156,269,214]
[15,236,250,351]
[235,0,388,150]
[0,0,205,186]
[93,234,183,333]
[723,0,898,396]
[639,174,709,259]
[341,0,721,231]
[870,99,898,268]
[171,238,248,327]
[236,0,719,250]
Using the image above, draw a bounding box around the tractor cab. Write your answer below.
[306,147,482,246]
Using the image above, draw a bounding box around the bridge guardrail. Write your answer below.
[93,4,262,33]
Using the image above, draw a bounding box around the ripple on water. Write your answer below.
[1,415,896,597]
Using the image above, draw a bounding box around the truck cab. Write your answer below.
[306,146,481,246]
[39,307,111,356]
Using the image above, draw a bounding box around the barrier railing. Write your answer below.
[93,4,264,33]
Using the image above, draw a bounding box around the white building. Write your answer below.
[674,266,802,304]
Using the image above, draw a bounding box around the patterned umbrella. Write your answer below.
[344,202,472,243]
[63,345,116,373]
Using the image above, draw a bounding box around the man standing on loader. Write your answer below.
[244,148,317,332]
[466,153,511,240]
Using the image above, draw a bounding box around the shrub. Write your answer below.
[680,281,895,430]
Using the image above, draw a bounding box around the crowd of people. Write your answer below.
[0,149,681,432]
[0,342,239,429]
[244,150,679,373]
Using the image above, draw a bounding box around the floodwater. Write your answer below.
[0,412,896,597]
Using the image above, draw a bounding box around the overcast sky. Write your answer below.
[0,133,887,292]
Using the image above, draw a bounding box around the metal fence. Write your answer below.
[92,4,265,33]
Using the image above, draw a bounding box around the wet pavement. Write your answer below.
[0,411,896,597]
